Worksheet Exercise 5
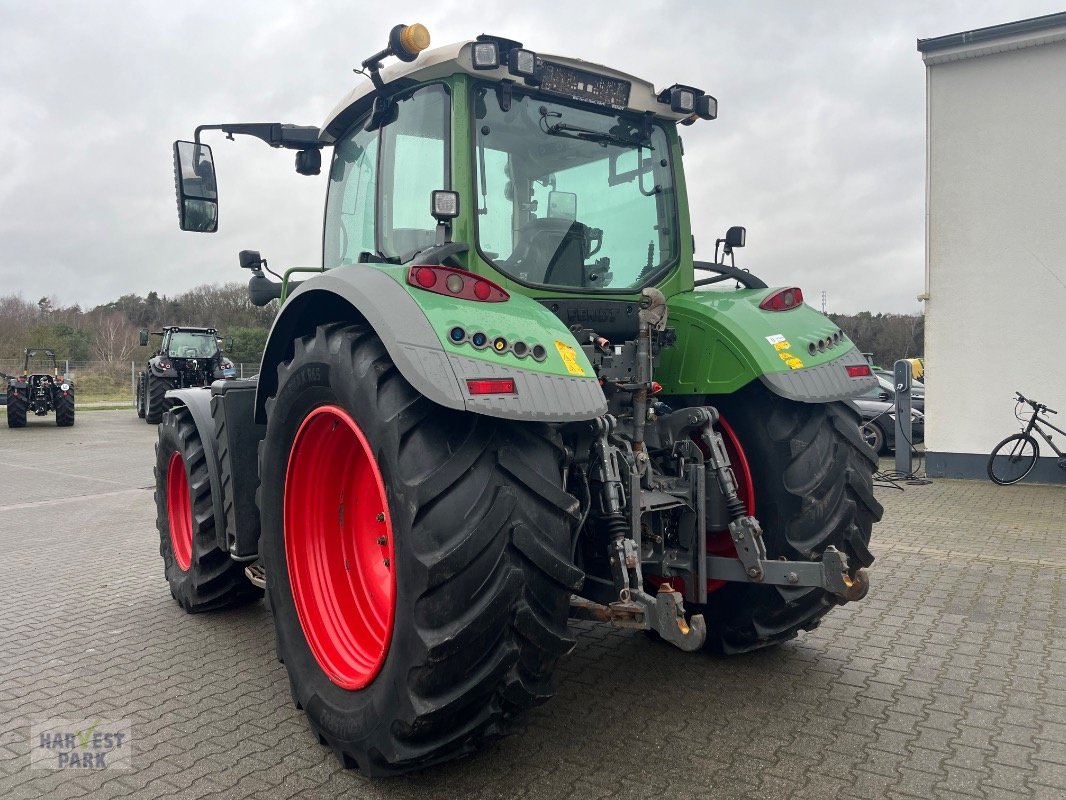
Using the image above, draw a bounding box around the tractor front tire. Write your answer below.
[154,408,262,612]
[694,384,882,653]
[258,322,581,776]
[56,389,75,427]
[6,390,26,428]
[145,373,173,424]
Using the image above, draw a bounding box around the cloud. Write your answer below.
[0,0,1060,313]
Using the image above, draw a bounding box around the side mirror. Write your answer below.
[878,390,891,402]
[173,140,219,232]
[725,226,746,252]
[138,329,149,347]
[224,336,234,353]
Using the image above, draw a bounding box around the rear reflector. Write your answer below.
[759,287,804,311]
[846,364,872,378]
[466,378,517,395]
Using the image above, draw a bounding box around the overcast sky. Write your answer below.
[1,0,1061,314]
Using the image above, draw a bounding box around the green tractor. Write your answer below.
[161,24,882,776]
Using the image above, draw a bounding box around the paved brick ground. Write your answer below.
[1,411,1064,799]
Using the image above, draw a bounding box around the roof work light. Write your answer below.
[472,41,500,69]
[507,49,537,78]
[658,84,718,121]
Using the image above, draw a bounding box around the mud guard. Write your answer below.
[165,386,228,553]
[254,265,607,424]
[659,289,878,401]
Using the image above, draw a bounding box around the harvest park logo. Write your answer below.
[31,719,132,770]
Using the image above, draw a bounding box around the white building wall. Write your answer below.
[925,36,1066,471]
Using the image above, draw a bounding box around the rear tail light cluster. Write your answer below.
[759,287,803,312]
[407,264,509,303]
[846,364,872,378]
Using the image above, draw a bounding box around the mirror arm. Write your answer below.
[194,123,322,151]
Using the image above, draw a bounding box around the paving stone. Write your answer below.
[1,416,1065,799]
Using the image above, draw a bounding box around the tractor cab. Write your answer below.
[163,329,220,360]
[173,27,720,308]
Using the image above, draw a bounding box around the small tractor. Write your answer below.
[136,326,234,423]
[160,24,883,776]
[6,349,75,428]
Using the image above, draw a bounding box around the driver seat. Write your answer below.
[510,218,589,286]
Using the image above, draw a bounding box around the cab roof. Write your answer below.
[320,39,698,142]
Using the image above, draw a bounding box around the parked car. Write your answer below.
[861,373,924,413]
[852,397,925,455]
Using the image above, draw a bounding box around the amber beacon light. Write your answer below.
[393,23,430,61]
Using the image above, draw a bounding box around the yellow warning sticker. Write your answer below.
[776,350,804,369]
[554,341,586,376]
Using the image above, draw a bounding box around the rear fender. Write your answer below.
[166,387,228,553]
[254,265,606,423]
[659,289,877,401]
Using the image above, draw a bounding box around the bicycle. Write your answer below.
[987,392,1066,485]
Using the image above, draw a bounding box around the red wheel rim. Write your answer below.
[705,415,755,594]
[284,405,396,690]
[166,451,193,571]
[717,415,755,515]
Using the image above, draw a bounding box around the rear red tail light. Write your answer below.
[466,378,517,395]
[846,364,872,378]
[759,287,804,311]
[407,265,509,302]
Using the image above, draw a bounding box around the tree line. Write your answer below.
[828,311,924,370]
[0,284,277,369]
[2,284,924,373]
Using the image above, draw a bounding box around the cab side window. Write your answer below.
[379,85,450,260]
[324,126,378,267]
[324,84,450,267]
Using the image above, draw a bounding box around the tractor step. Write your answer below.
[244,561,266,589]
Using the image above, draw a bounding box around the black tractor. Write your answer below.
[137,327,234,424]
[6,349,75,428]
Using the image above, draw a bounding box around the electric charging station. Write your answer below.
[894,359,913,474]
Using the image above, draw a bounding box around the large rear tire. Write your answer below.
[154,408,262,612]
[691,384,882,653]
[258,322,581,776]
[6,389,26,428]
[145,373,173,424]
[55,388,75,427]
